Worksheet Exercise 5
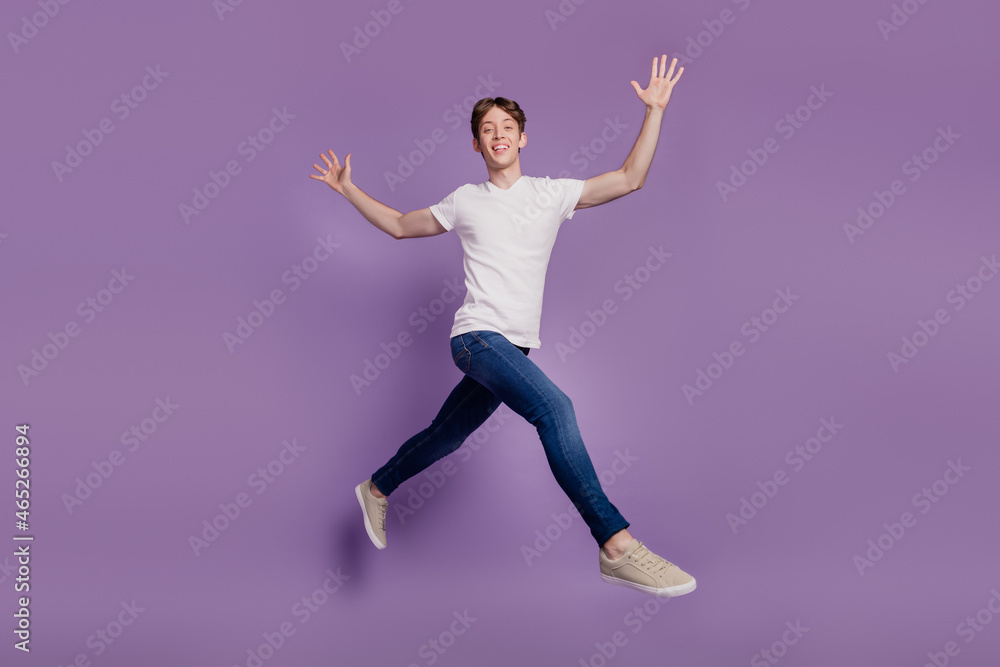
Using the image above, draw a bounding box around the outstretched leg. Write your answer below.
[451,330,629,546]
[450,330,696,597]
[370,345,528,497]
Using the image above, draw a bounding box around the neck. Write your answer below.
[486,162,523,190]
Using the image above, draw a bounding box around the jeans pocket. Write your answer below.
[469,331,491,349]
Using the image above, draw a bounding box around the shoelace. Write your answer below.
[631,542,670,577]
[377,501,387,532]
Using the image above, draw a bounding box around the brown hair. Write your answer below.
[470,97,526,148]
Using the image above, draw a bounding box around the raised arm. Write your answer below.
[309,149,447,239]
[576,55,684,210]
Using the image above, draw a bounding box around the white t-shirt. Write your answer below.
[429,175,585,348]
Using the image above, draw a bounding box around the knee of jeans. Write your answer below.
[545,390,574,418]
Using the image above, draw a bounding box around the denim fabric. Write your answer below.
[371,329,629,545]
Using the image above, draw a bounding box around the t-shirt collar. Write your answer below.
[485,175,525,193]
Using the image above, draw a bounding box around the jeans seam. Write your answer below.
[470,331,490,348]
[453,335,471,372]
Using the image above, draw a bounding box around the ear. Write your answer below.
[519,131,527,149]
[473,136,483,153]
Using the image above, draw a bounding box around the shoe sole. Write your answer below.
[601,573,697,597]
[355,482,386,550]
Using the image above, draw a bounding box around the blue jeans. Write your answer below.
[371,329,629,545]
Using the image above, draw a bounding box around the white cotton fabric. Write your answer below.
[429,175,585,348]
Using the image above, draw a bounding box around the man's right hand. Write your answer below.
[309,149,352,195]
[307,149,444,239]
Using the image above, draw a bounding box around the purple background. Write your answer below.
[3,0,999,664]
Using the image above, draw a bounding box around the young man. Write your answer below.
[310,55,693,597]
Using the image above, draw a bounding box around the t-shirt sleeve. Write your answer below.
[428,187,460,231]
[550,177,585,221]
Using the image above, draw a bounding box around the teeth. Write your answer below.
[494,145,508,152]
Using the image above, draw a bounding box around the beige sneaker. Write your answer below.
[599,539,696,597]
[355,479,387,549]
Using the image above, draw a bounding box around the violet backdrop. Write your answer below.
[2,0,998,665]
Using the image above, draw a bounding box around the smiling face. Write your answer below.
[473,105,527,167]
